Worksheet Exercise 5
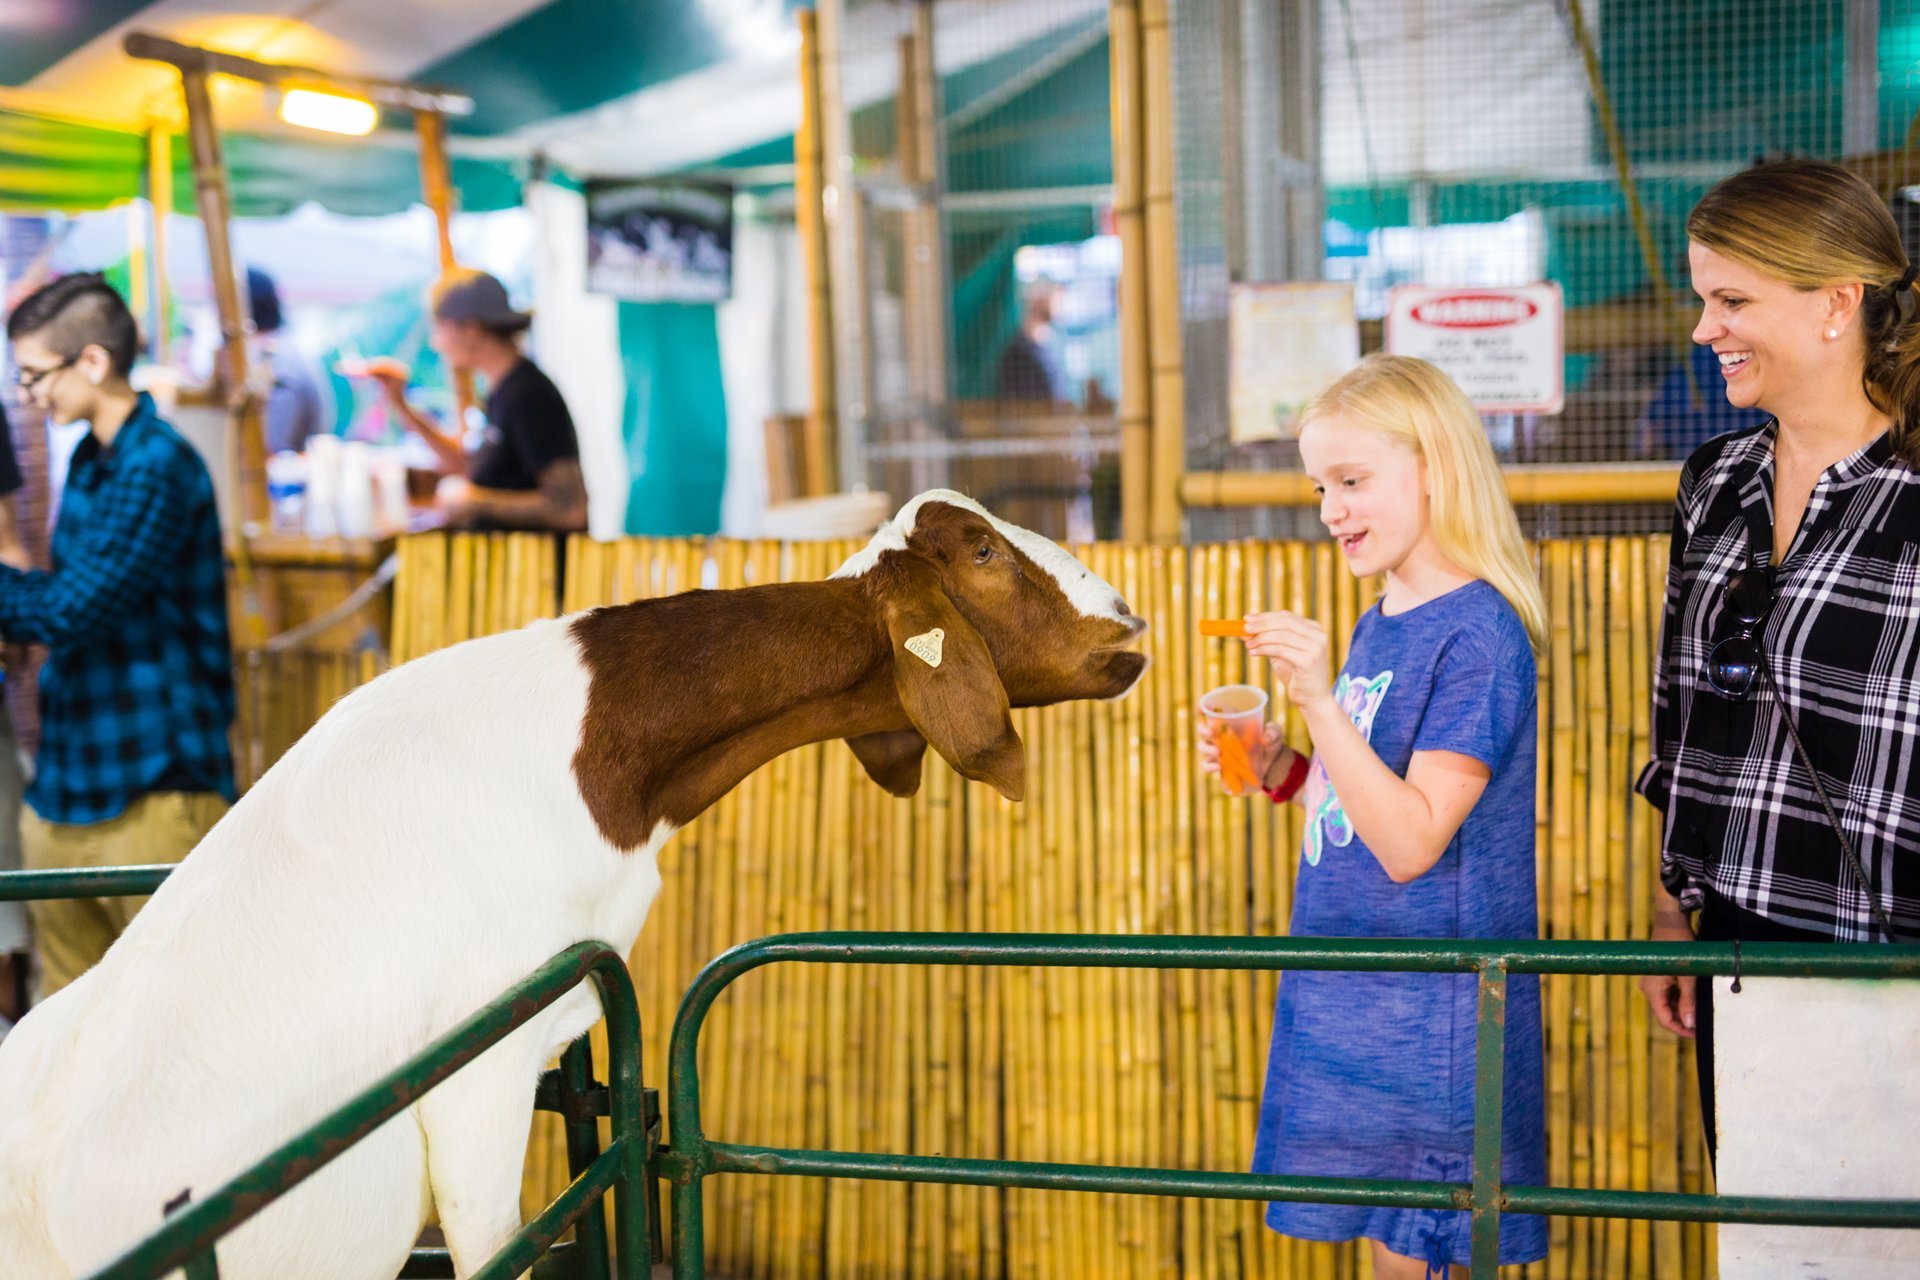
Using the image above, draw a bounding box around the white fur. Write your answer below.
[0,619,668,1280]
[833,489,1129,622]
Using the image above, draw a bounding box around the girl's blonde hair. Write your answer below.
[1299,353,1548,652]
[1688,159,1920,466]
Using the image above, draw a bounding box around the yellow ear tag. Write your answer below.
[904,628,945,668]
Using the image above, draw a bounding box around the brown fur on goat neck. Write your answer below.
[570,500,1147,850]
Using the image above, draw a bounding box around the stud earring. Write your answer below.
[88,369,102,386]
[1827,328,1839,340]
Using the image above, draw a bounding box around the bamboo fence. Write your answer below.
[370,530,1709,1279]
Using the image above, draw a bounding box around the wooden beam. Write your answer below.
[795,9,838,494]
[124,32,472,117]
[147,124,172,366]
[180,66,268,642]
[414,109,475,428]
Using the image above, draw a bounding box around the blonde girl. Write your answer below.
[1201,353,1548,1278]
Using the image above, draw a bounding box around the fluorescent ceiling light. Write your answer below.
[279,88,378,136]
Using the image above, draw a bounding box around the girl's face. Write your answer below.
[1687,240,1857,416]
[1298,411,1430,578]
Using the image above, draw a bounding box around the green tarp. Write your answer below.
[0,105,522,217]
[617,302,728,536]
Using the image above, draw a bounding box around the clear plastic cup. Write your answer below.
[1200,683,1270,797]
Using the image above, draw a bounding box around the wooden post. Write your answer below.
[795,10,839,494]
[180,66,268,643]
[1141,0,1185,544]
[1110,0,1150,543]
[147,123,173,366]
[414,109,476,429]
[816,0,873,493]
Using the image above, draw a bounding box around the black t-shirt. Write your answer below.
[0,403,23,497]
[471,358,579,492]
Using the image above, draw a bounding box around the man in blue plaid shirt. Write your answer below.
[2,275,234,997]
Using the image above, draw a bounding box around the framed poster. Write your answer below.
[586,181,734,304]
[1228,282,1361,443]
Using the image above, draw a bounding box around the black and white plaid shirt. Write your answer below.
[1636,422,1920,942]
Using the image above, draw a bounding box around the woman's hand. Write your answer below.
[1244,612,1333,709]
[1640,913,1699,1038]
[1196,716,1285,790]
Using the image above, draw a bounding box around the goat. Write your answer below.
[0,491,1148,1279]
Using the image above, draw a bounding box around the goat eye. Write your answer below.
[974,542,993,564]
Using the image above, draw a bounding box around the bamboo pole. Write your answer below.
[415,109,477,429]
[147,123,172,366]
[1111,0,1151,543]
[1181,464,1684,509]
[176,66,268,646]
[1546,541,1576,1280]
[1141,0,1184,545]
[794,10,838,494]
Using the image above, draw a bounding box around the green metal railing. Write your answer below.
[0,868,658,1280]
[659,931,1920,1279]
[11,865,1920,1278]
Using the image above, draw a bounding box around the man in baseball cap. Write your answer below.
[356,267,586,531]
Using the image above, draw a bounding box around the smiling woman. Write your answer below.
[1637,158,1920,1156]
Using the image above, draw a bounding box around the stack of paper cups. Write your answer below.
[374,450,410,529]
[337,441,374,539]
[305,435,340,539]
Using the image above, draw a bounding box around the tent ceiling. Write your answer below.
[1,0,1109,213]
[2,0,553,134]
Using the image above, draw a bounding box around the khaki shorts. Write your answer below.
[23,791,228,999]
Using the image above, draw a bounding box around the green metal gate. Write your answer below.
[0,868,658,1280]
[659,932,1920,1279]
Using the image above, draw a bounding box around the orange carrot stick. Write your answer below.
[1216,729,1259,794]
[1197,618,1249,638]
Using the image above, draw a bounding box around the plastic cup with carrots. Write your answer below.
[1199,683,1269,797]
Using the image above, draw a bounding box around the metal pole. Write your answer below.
[558,1037,614,1280]
[1469,962,1508,1277]
[909,0,952,409]
[1845,0,1880,160]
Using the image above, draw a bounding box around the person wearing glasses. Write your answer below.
[0,274,234,999]
[1636,160,1920,1156]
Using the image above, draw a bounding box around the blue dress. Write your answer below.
[1251,581,1549,1268]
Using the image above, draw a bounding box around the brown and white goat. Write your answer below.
[0,491,1147,1280]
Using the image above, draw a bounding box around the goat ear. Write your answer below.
[876,560,1025,801]
[846,729,929,797]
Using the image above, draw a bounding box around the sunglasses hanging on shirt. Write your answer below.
[1708,553,1901,940]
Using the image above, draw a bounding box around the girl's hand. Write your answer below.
[1244,612,1333,709]
[1195,717,1285,789]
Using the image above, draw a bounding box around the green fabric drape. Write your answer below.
[0,106,520,217]
[618,301,727,536]
[0,108,143,212]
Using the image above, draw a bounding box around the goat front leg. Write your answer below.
[418,1037,545,1280]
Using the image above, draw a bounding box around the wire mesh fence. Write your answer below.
[1176,0,1920,540]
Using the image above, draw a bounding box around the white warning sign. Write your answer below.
[1384,284,1564,415]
